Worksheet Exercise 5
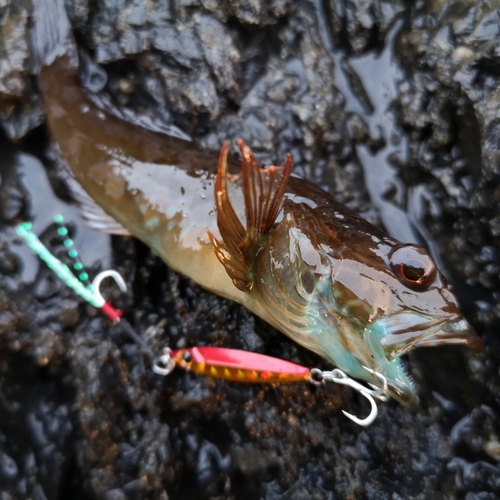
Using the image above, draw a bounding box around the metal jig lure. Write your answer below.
[153,347,389,426]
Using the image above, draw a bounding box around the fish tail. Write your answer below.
[30,0,78,74]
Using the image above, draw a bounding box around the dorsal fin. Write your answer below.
[207,140,293,292]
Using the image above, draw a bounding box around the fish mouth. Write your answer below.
[386,379,419,408]
[372,355,419,407]
[379,313,484,358]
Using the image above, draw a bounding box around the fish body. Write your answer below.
[32,0,483,405]
[38,55,242,304]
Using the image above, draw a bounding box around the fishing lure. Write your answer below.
[16,220,125,322]
[153,346,389,426]
[157,346,312,383]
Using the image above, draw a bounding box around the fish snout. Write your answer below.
[379,313,484,356]
[414,318,484,352]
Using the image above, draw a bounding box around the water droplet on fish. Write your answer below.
[97,111,105,120]
[80,104,89,114]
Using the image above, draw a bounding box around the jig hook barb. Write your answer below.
[341,388,378,426]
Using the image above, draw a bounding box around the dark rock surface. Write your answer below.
[0,0,499,498]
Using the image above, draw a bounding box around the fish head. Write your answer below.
[357,240,484,404]
[260,200,483,406]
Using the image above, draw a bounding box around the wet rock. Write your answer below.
[0,351,75,499]
[0,0,498,499]
[0,91,45,140]
[103,489,126,500]
[0,2,45,139]
[232,443,277,477]
[64,0,90,29]
[196,440,230,490]
[57,298,80,328]
[197,0,292,26]
[0,245,18,276]
[0,310,16,335]
[448,458,500,494]
[450,406,500,463]
[324,0,406,53]
[0,4,29,99]
[194,13,240,98]
[396,2,500,312]
[26,403,73,496]
[0,452,18,482]
[0,160,25,221]
[151,26,203,67]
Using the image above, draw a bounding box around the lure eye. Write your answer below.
[389,245,437,289]
[182,351,192,363]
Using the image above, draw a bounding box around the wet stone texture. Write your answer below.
[0,0,499,498]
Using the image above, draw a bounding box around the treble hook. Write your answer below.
[311,367,387,426]
[92,269,127,306]
[362,364,390,402]
[341,387,378,426]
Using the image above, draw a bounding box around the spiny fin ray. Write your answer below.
[208,140,293,292]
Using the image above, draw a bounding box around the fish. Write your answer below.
[30,0,483,406]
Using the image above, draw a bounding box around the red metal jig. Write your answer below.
[169,346,311,383]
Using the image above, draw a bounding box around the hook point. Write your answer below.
[342,390,378,426]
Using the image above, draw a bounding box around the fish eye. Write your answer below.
[182,351,192,363]
[401,260,426,282]
[389,245,437,289]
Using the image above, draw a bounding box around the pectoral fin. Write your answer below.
[208,140,293,292]
[51,143,130,236]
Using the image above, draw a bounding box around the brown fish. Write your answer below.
[31,0,483,406]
